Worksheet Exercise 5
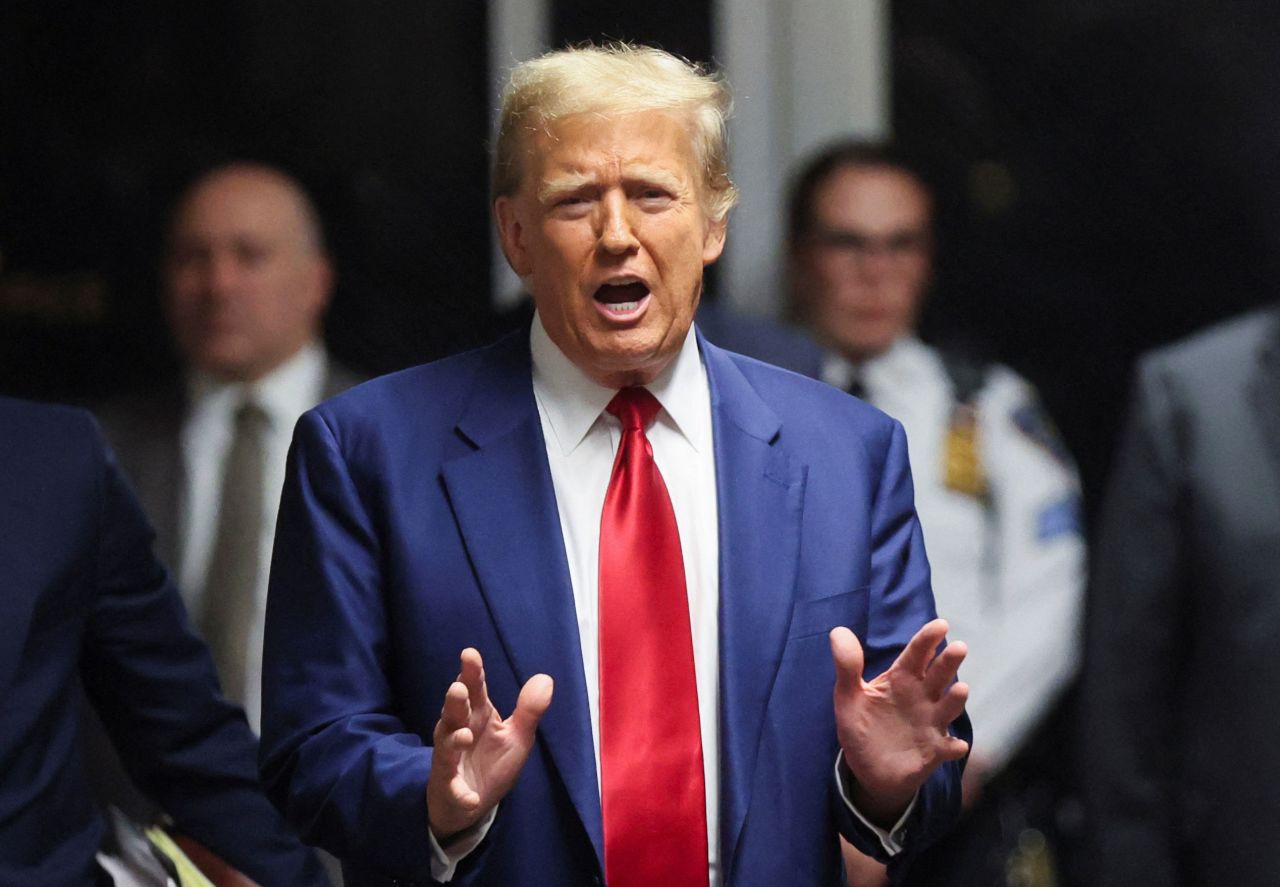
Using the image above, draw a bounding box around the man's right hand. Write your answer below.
[426,648,554,843]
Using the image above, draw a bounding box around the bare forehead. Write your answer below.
[815,165,932,227]
[172,169,310,240]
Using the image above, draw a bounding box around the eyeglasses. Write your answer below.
[804,227,931,262]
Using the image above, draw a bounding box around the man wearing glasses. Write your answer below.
[788,142,1085,887]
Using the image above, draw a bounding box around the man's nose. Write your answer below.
[204,253,241,296]
[598,193,639,254]
[856,246,897,280]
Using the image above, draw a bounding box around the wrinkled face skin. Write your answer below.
[494,110,727,388]
[164,167,332,383]
[791,164,933,363]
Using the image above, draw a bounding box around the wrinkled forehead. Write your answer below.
[519,109,700,187]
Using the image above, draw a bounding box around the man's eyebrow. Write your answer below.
[625,166,684,193]
[537,172,595,205]
[536,166,687,205]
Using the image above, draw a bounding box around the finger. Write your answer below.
[829,627,865,699]
[922,640,967,700]
[895,618,950,677]
[458,648,489,716]
[448,771,482,810]
[508,673,554,739]
[438,681,472,731]
[938,733,971,762]
[432,683,473,767]
[935,680,970,727]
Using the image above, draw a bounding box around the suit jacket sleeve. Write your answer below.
[260,408,436,880]
[835,418,970,878]
[1080,359,1185,885]
[78,417,329,887]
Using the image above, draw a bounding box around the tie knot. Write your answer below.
[233,398,269,432]
[606,387,662,431]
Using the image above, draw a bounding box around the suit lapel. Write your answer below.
[1251,310,1280,484]
[439,336,605,869]
[701,339,807,880]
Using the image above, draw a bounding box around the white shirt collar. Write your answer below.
[186,341,327,430]
[821,334,930,392]
[529,311,710,455]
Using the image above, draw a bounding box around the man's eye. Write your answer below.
[636,189,673,205]
[553,195,591,210]
[235,244,269,266]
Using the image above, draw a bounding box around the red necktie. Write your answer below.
[599,387,708,887]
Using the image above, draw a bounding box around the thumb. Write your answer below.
[829,627,865,699]
[509,673,554,739]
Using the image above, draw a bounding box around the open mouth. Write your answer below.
[593,281,651,315]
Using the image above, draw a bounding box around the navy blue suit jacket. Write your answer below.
[261,331,967,885]
[0,397,327,886]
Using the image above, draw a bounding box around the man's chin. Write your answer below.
[582,335,684,388]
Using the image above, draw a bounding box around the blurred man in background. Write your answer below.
[1083,306,1280,887]
[788,142,1085,886]
[100,162,361,729]
[92,162,358,883]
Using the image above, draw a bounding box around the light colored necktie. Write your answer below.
[598,387,708,887]
[200,398,268,704]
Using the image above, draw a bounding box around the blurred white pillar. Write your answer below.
[489,0,551,307]
[714,0,890,316]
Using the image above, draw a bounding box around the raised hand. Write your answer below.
[830,619,969,825]
[426,648,554,843]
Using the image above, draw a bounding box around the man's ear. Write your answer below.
[494,196,533,277]
[702,216,727,266]
[312,253,335,311]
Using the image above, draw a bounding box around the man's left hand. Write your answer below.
[830,619,969,827]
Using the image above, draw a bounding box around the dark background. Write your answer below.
[3,0,1277,515]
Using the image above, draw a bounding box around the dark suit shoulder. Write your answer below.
[0,396,105,481]
[1130,308,1280,428]
[306,335,525,472]
[93,385,185,444]
[720,346,897,436]
[317,341,498,422]
[695,302,825,378]
[1142,307,1278,381]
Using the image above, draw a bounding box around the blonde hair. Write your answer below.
[493,42,738,222]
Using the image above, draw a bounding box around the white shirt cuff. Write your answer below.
[427,805,498,882]
[834,751,918,856]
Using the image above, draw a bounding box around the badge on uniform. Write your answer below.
[943,401,989,499]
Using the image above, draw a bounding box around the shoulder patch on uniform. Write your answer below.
[1037,495,1081,541]
[1010,400,1071,466]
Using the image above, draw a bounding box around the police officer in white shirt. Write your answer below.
[786,142,1085,887]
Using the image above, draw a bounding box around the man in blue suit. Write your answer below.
[0,397,328,886]
[261,44,971,886]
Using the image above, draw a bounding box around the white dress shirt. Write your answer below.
[533,313,723,883]
[178,341,329,732]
